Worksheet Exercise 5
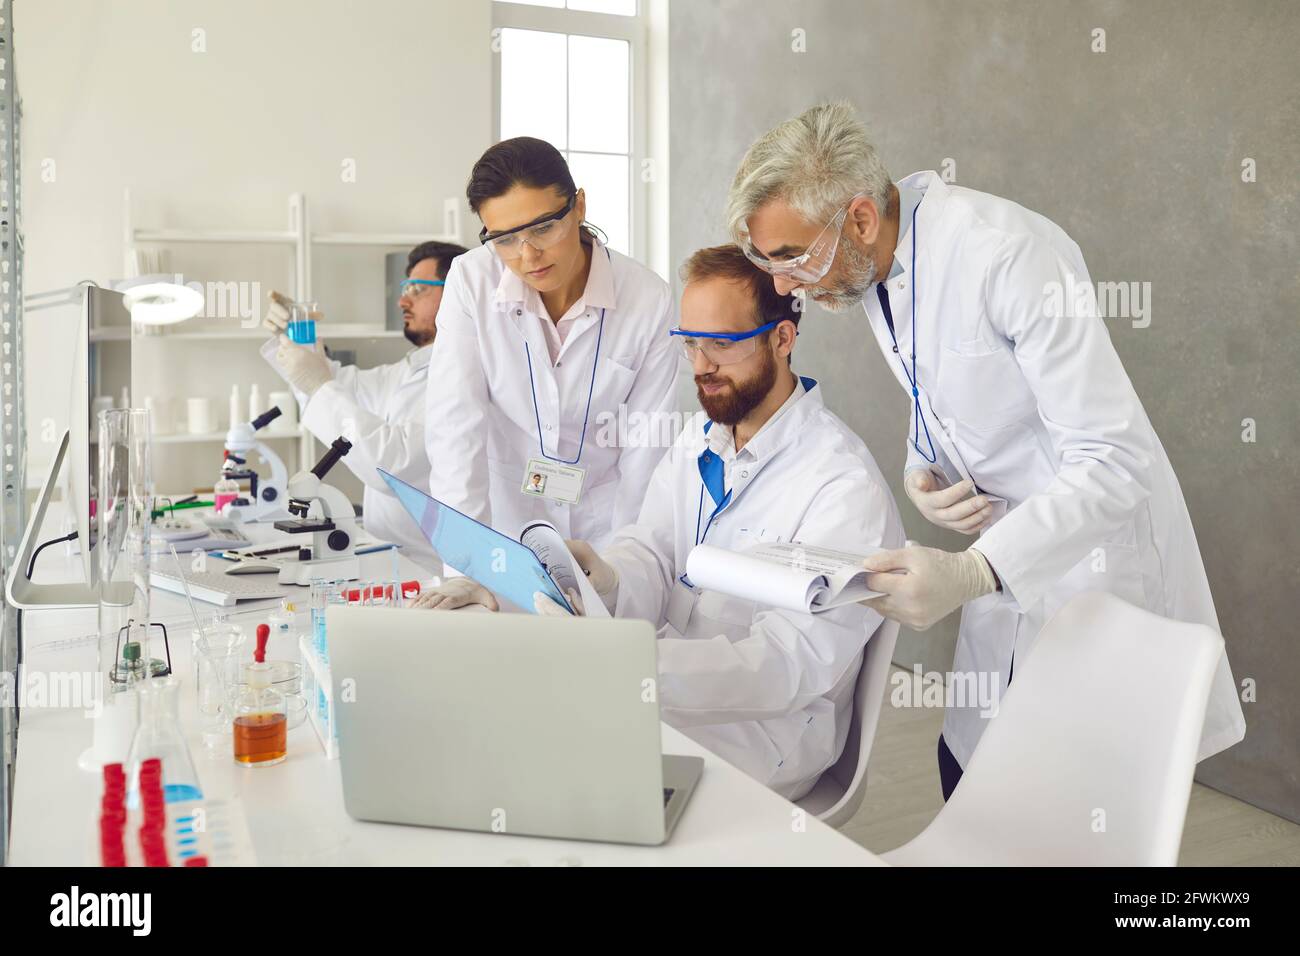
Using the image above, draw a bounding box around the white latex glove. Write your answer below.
[861,543,998,631]
[409,576,499,612]
[263,291,292,335]
[566,539,618,598]
[904,469,994,535]
[533,588,584,617]
[275,333,334,397]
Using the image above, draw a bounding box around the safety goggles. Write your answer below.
[398,279,445,299]
[670,319,785,366]
[479,193,577,261]
[742,192,866,284]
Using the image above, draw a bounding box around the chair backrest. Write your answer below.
[888,591,1223,866]
[816,617,901,828]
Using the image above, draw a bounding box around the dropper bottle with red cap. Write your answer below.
[233,624,288,766]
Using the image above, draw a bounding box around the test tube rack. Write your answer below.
[95,761,257,867]
[299,632,340,760]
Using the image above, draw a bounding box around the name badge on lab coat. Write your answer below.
[521,458,586,505]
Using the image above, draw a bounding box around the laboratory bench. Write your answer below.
[6,511,883,867]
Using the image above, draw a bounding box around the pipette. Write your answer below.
[36,603,282,654]
[168,543,212,658]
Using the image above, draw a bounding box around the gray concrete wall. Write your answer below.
[669,0,1299,821]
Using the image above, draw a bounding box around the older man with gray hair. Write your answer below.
[726,102,1244,801]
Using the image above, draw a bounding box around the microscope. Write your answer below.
[206,406,291,525]
[273,437,361,586]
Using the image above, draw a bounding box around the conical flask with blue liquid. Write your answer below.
[126,675,203,805]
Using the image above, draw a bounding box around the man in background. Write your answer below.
[262,240,468,572]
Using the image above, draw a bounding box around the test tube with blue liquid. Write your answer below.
[309,579,327,658]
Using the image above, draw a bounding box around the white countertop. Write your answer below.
[7,509,883,866]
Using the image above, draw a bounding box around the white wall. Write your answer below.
[17,0,493,494]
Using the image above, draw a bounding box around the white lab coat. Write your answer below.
[862,170,1246,770]
[423,240,679,548]
[260,338,440,572]
[604,378,904,800]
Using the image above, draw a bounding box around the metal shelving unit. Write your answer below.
[0,0,22,866]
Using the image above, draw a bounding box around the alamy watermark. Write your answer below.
[1043,273,1151,329]
[0,668,105,718]
[137,272,262,328]
[890,664,1002,719]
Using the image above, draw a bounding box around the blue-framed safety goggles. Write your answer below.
[399,278,445,298]
[670,319,789,366]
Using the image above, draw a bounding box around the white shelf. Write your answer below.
[155,428,306,445]
[93,324,406,343]
[120,190,444,488]
[314,325,407,340]
[132,229,298,244]
[313,232,461,247]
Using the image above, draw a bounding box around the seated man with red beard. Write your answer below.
[538,244,903,800]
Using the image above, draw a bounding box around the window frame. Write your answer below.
[491,1,647,261]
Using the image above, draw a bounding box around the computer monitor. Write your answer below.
[6,286,132,608]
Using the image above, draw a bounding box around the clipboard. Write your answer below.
[379,469,574,614]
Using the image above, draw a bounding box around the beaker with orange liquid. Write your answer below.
[233,624,287,767]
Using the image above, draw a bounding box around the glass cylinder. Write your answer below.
[82,408,155,770]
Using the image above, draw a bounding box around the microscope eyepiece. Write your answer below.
[251,406,284,431]
[310,437,353,481]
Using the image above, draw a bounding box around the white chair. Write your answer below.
[882,591,1224,866]
[796,619,901,828]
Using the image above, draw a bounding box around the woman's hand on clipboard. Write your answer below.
[410,576,500,612]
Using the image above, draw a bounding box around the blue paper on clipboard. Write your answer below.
[379,469,573,614]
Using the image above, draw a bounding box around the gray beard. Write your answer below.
[804,239,877,313]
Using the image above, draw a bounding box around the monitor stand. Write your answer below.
[5,429,130,609]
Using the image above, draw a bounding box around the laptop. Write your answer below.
[328,606,704,845]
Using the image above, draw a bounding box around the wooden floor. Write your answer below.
[839,667,1300,866]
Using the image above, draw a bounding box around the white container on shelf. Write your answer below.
[186,397,215,434]
[143,395,174,436]
[268,391,297,431]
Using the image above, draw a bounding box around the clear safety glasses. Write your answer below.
[670,319,783,366]
[742,193,867,284]
[479,193,577,261]
[398,279,445,299]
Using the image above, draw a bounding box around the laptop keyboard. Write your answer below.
[663,788,675,807]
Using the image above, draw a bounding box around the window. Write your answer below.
[493,1,644,257]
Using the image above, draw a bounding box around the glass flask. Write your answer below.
[213,473,240,513]
[126,676,204,805]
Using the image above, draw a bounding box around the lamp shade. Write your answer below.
[122,282,204,326]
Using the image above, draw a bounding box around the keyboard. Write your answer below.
[150,566,296,606]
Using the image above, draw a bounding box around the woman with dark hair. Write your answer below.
[416,137,678,611]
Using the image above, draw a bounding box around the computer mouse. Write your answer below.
[225,560,282,575]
